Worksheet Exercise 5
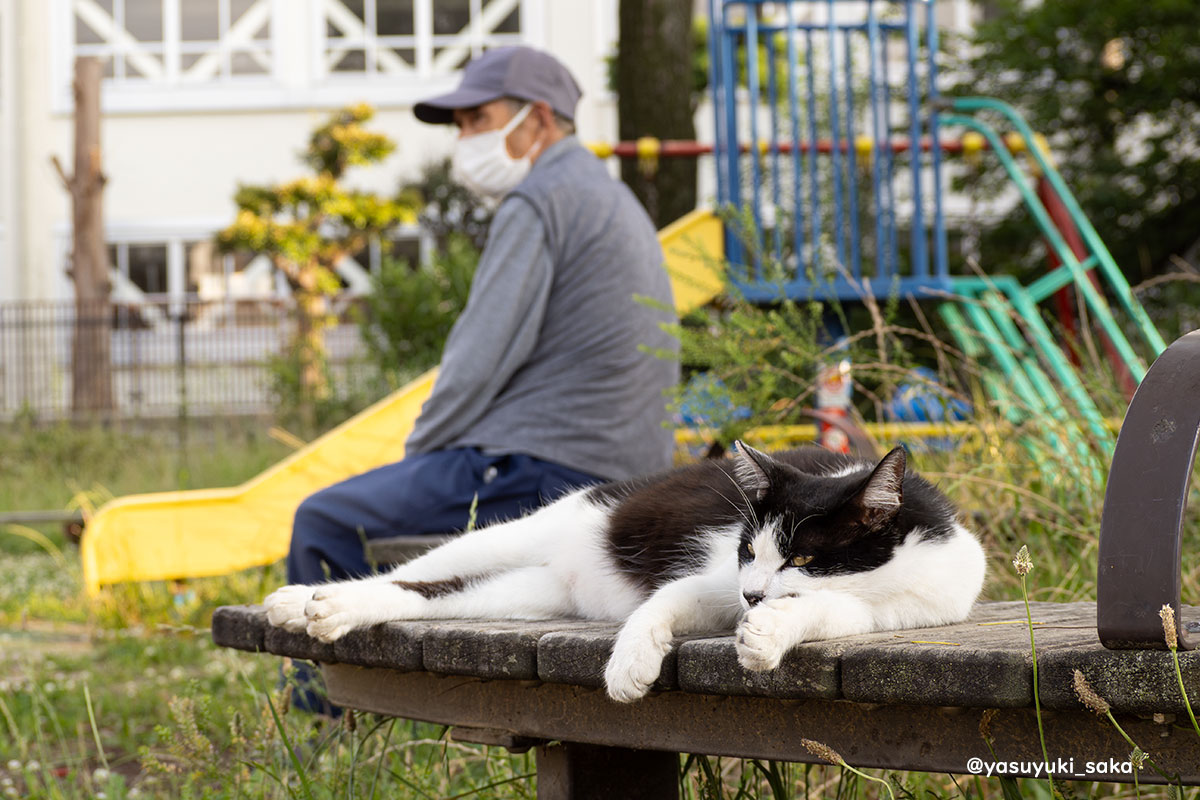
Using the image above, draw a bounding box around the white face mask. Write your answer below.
[451,104,541,201]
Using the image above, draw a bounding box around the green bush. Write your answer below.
[358,233,479,385]
[265,343,377,438]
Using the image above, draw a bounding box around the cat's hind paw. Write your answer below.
[604,621,672,703]
[263,584,314,633]
[735,602,792,672]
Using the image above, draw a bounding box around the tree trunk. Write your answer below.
[64,57,114,416]
[615,0,697,228]
[287,259,330,431]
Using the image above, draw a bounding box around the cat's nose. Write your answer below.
[743,591,764,607]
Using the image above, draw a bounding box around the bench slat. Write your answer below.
[210,602,1200,713]
[839,601,1097,708]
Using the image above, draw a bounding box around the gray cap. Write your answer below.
[414,46,582,125]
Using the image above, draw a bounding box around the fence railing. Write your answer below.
[0,297,378,421]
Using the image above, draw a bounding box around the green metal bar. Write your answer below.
[980,290,1107,478]
[960,300,1048,420]
[957,299,1067,474]
[1025,254,1098,304]
[981,291,1067,416]
[940,113,1148,381]
[974,275,1112,449]
[1025,263,1077,305]
[1004,287,1114,456]
[940,302,1015,422]
[939,302,983,358]
[950,97,1167,357]
[942,299,1043,465]
[981,291,1030,353]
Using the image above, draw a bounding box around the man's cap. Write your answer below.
[414,46,582,125]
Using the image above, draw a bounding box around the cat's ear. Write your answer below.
[850,446,906,529]
[732,440,774,501]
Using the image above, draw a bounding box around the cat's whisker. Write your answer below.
[719,471,761,531]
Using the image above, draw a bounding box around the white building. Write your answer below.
[0,1,990,419]
[0,0,625,305]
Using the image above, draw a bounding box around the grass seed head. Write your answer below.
[1073,669,1110,716]
[1160,604,1178,650]
[1012,545,1033,576]
[801,738,845,766]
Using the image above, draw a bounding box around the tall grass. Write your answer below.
[3,291,1199,797]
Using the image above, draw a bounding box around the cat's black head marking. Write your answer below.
[731,443,951,576]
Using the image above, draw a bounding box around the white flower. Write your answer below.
[93,767,111,783]
[25,760,40,771]
[4,760,18,771]
[168,667,185,681]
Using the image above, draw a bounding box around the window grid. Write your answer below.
[70,0,276,86]
[58,0,540,112]
[318,0,525,82]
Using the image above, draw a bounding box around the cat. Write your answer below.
[263,442,986,703]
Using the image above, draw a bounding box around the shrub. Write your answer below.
[358,234,479,386]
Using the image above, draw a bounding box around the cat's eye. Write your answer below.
[790,555,813,568]
[746,543,755,556]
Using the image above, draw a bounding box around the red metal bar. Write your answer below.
[1037,175,1138,398]
[592,138,983,158]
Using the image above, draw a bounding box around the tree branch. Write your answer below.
[50,155,72,192]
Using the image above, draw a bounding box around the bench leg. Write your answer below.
[536,742,679,800]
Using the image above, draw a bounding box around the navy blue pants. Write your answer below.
[283,447,603,715]
[287,447,604,584]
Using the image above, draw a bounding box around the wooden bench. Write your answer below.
[212,330,1200,797]
[365,533,452,568]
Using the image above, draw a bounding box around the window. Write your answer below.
[59,0,541,111]
[63,0,280,111]
[93,223,424,306]
[317,0,526,82]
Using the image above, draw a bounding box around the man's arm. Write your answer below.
[404,197,553,454]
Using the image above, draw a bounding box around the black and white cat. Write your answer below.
[264,443,986,702]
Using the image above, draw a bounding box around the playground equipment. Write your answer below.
[83,1,1168,593]
[706,0,1165,468]
[80,210,725,595]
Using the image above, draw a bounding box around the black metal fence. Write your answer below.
[0,297,379,421]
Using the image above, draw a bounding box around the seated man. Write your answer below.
[285,46,680,596]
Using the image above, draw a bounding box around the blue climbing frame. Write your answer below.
[707,0,949,302]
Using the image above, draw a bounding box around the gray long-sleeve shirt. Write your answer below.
[405,136,680,480]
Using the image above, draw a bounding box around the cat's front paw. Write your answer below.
[604,621,672,703]
[302,583,380,642]
[264,584,314,633]
[736,601,793,672]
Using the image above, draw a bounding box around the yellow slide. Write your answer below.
[82,210,725,595]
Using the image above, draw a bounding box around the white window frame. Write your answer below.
[306,0,545,108]
[53,218,426,305]
[53,0,545,114]
[53,0,291,114]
